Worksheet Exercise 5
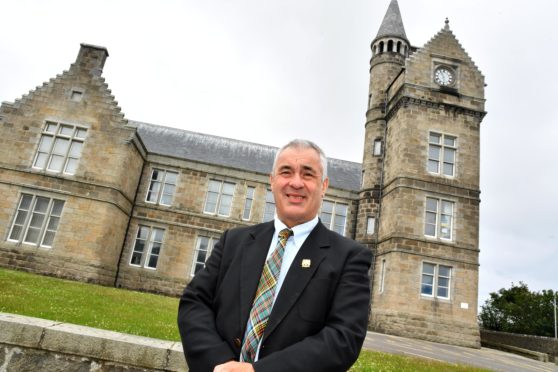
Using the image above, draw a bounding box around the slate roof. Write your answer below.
[376,0,408,41]
[133,121,362,192]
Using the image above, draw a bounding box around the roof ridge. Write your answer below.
[132,120,361,166]
[132,120,278,151]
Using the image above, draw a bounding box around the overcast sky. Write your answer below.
[1,0,557,307]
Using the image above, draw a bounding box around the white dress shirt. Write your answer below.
[251,215,319,361]
[269,215,319,304]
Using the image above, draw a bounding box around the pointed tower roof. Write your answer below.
[375,0,408,41]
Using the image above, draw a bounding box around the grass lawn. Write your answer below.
[0,268,490,371]
[351,351,491,371]
[0,267,180,340]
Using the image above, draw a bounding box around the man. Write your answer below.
[178,139,372,372]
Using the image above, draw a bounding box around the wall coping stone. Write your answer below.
[0,312,187,371]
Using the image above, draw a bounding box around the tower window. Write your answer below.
[373,139,382,156]
[427,132,456,177]
[397,41,401,53]
[387,40,393,52]
[379,41,384,53]
[366,217,376,235]
[379,259,386,293]
[425,197,454,240]
[421,262,452,299]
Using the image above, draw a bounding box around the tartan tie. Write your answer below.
[241,228,293,363]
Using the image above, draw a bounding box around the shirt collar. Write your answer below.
[274,215,319,247]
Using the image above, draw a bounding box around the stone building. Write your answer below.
[0,0,485,347]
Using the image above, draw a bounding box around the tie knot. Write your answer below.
[278,228,293,246]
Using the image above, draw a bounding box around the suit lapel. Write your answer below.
[239,221,275,330]
[263,223,330,340]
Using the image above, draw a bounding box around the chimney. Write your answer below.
[75,43,109,76]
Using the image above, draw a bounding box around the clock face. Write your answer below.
[434,67,455,86]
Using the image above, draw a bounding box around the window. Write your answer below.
[242,186,255,221]
[263,190,275,222]
[424,197,454,240]
[8,194,64,248]
[379,259,386,293]
[204,180,235,216]
[146,169,178,206]
[33,121,87,175]
[320,200,348,236]
[129,226,164,269]
[428,132,456,177]
[367,217,376,235]
[70,90,83,102]
[191,236,216,276]
[421,262,451,299]
[373,139,382,156]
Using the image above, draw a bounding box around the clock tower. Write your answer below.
[360,1,486,347]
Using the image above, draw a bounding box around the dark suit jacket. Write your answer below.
[178,221,372,372]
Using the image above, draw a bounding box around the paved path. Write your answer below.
[362,331,557,371]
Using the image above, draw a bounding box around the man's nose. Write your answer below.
[289,173,304,188]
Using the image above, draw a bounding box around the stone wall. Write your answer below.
[0,313,187,371]
[480,329,558,363]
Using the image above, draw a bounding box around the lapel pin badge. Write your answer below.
[301,259,311,268]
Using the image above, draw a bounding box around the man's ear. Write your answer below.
[321,177,329,196]
[269,174,274,190]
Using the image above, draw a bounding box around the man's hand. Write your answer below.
[214,361,254,372]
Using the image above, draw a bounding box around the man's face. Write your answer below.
[270,146,329,228]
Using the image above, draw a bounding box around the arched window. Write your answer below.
[379,41,384,53]
[387,40,393,52]
[372,45,376,56]
[397,41,401,53]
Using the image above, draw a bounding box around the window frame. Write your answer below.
[32,121,88,175]
[420,262,452,300]
[242,186,256,221]
[203,179,236,217]
[366,216,376,235]
[191,236,217,277]
[7,193,65,248]
[129,225,165,270]
[263,189,275,222]
[373,139,383,157]
[379,258,386,294]
[427,131,457,178]
[320,200,348,236]
[145,168,179,206]
[424,197,454,241]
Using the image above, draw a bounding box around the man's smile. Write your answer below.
[286,193,305,202]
